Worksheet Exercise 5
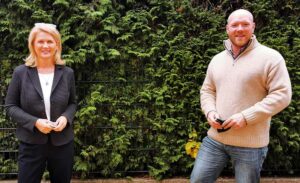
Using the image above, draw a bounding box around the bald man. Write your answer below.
[190,9,292,183]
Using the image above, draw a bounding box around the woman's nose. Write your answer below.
[42,43,49,47]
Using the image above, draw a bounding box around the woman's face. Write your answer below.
[33,31,57,61]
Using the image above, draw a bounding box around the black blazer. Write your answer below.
[5,64,76,146]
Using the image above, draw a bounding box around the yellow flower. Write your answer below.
[185,140,201,159]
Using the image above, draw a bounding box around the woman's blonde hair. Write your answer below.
[25,23,65,67]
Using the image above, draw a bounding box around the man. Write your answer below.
[190,9,292,183]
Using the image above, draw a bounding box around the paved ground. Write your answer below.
[1,178,300,183]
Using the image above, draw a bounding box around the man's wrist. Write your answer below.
[240,113,247,126]
[206,110,217,118]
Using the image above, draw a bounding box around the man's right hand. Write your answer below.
[35,119,52,134]
[207,111,222,130]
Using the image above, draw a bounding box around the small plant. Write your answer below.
[185,129,201,159]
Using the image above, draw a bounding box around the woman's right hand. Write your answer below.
[207,111,222,130]
[35,119,52,134]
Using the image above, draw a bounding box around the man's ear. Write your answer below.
[226,24,229,34]
[252,22,256,34]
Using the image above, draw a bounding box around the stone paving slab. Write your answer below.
[1,177,300,183]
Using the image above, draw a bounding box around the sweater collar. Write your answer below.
[223,35,260,59]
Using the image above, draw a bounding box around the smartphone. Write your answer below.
[216,118,225,124]
[215,118,230,133]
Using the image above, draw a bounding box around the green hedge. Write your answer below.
[0,0,299,179]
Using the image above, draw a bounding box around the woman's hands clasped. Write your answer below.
[35,116,68,134]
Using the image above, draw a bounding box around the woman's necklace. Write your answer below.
[37,66,54,86]
[44,75,51,86]
[39,73,54,86]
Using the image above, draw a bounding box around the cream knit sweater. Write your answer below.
[200,36,292,148]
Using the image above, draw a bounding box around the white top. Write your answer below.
[38,73,54,120]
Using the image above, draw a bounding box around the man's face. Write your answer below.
[226,15,255,50]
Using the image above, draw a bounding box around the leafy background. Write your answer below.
[0,0,299,179]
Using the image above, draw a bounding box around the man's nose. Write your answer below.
[237,24,244,31]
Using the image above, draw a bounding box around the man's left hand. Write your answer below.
[222,113,247,130]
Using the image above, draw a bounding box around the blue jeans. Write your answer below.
[190,136,268,183]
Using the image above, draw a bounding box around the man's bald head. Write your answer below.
[227,9,254,24]
[226,9,255,52]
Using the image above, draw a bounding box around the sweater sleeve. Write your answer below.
[200,63,217,117]
[241,59,292,125]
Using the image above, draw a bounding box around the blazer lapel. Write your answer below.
[27,67,43,99]
[51,65,64,94]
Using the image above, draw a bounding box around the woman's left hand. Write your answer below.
[52,116,68,132]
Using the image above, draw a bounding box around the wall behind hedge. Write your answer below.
[0,0,299,179]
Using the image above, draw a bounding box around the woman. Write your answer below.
[5,23,76,183]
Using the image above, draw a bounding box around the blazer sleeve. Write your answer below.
[5,67,38,132]
[61,68,77,125]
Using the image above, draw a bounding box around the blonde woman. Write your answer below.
[5,23,76,183]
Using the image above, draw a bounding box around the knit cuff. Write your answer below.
[241,107,257,125]
[203,106,217,118]
[206,110,217,118]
